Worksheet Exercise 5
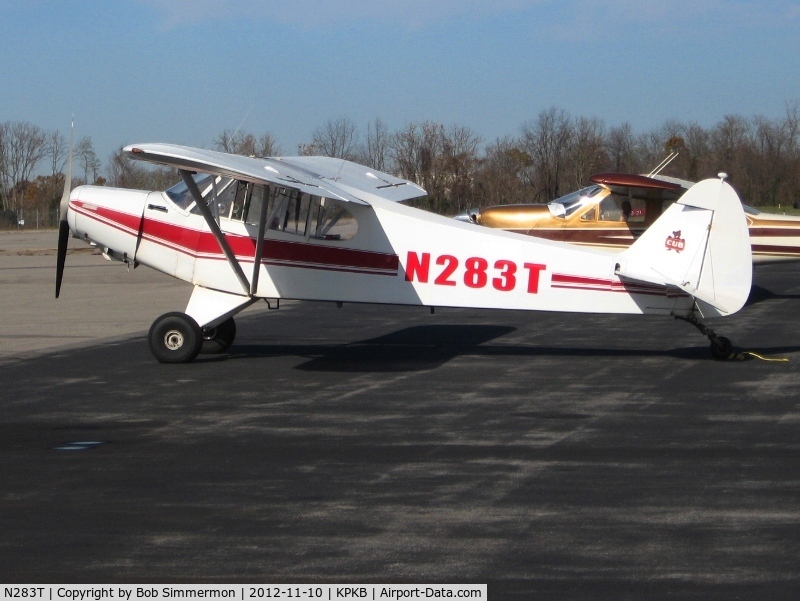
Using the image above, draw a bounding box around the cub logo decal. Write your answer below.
[665,230,685,253]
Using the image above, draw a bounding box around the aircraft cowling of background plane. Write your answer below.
[455,172,800,265]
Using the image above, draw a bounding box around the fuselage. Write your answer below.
[67,178,699,322]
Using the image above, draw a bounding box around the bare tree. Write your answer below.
[44,129,68,202]
[215,129,282,157]
[783,101,800,206]
[0,121,48,213]
[785,100,799,160]
[257,132,281,157]
[473,136,532,207]
[567,116,607,189]
[46,130,67,178]
[681,123,711,181]
[711,114,751,166]
[215,129,238,154]
[306,117,359,159]
[391,122,423,183]
[441,124,483,213]
[108,148,177,190]
[75,136,101,184]
[521,107,573,201]
[606,122,638,173]
[361,118,391,171]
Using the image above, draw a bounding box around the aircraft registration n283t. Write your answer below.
[55,144,752,363]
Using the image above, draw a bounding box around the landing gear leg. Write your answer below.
[200,317,236,354]
[674,313,733,360]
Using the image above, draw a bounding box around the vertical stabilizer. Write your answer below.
[615,177,752,316]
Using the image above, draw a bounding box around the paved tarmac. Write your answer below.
[1,231,799,598]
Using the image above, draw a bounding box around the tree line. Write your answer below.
[2,102,799,228]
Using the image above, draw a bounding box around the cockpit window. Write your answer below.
[165,174,214,210]
[599,193,646,223]
[166,175,358,240]
[263,188,357,240]
[164,174,235,216]
[547,186,604,218]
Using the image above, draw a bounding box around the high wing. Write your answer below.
[122,142,428,300]
[589,172,687,193]
[588,172,687,203]
[124,143,427,205]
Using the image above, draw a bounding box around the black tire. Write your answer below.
[200,317,236,354]
[710,336,733,360]
[148,312,203,364]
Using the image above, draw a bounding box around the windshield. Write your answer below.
[165,174,214,210]
[165,174,235,215]
[547,185,604,218]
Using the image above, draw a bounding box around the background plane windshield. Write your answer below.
[547,185,604,218]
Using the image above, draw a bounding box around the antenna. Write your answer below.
[648,151,679,177]
[229,104,254,149]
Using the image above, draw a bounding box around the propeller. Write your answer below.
[55,121,74,298]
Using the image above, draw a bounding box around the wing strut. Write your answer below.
[250,185,270,295]
[180,170,251,296]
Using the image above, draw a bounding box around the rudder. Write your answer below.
[615,177,752,316]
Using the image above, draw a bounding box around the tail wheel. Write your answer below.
[200,317,236,354]
[148,312,203,364]
[710,336,733,360]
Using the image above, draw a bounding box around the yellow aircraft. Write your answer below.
[457,172,800,265]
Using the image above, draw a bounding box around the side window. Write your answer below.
[580,207,597,222]
[210,178,239,220]
[230,181,249,221]
[312,199,358,240]
[599,193,646,223]
[229,185,359,241]
[283,191,311,235]
[265,189,305,233]
[244,185,269,227]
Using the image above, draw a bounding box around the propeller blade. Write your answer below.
[55,219,70,298]
[55,121,74,299]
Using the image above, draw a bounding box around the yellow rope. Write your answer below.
[729,351,790,362]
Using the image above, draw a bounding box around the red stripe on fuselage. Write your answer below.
[551,272,685,298]
[86,204,399,275]
[71,200,141,234]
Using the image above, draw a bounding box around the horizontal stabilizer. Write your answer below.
[615,177,752,316]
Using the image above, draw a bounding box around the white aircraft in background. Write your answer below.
[55,143,751,363]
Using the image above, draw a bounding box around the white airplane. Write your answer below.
[55,143,752,363]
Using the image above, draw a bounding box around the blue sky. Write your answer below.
[1,0,798,166]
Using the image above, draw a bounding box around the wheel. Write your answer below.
[200,317,236,354]
[710,336,733,360]
[148,312,203,364]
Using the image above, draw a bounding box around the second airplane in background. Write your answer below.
[457,172,800,265]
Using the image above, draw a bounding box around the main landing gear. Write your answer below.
[200,317,236,354]
[674,314,733,360]
[148,312,237,363]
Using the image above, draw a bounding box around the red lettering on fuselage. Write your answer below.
[405,252,546,294]
[523,263,546,293]
[434,255,458,286]
[405,251,431,282]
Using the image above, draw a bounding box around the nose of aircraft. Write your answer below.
[68,185,149,263]
[453,208,479,223]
